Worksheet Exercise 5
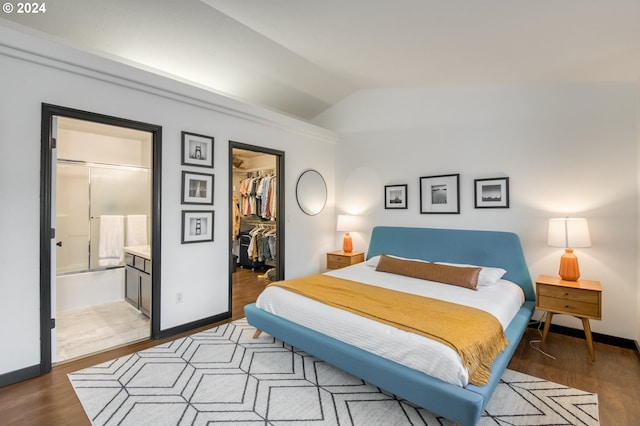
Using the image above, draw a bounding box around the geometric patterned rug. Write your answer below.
[68,319,599,426]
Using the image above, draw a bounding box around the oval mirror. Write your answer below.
[296,169,327,215]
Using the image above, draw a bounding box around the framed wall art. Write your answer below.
[182,131,214,168]
[384,184,408,209]
[419,174,460,214]
[182,171,214,205]
[181,210,214,243]
[474,177,509,208]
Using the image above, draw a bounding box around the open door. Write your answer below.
[49,116,58,364]
[229,141,285,304]
[40,104,162,374]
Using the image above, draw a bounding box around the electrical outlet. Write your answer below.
[176,291,183,303]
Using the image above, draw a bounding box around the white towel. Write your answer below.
[98,215,124,266]
[126,215,148,246]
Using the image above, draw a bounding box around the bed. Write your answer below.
[245,226,535,425]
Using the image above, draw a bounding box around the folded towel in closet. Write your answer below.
[126,214,148,246]
[98,215,124,266]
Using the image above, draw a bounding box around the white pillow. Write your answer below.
[434,262,506,286]
[366,254,431,267]
[365,255,381,267]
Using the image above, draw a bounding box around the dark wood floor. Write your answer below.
[510,325,640,425]
[1,268,638,425]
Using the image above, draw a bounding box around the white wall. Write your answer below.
[0,24,336,376]
[315,84,639,341]
[57,127,151,168]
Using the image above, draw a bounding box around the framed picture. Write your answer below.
[181,131,214,168]
[181,210,214,243]
[419,174,460,214]
[182,171,214,205]
[384,184,408,209]
[474,177,509,208]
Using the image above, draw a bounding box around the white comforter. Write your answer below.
[256,262,525,387]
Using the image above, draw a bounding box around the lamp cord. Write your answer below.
[528,311,556,359]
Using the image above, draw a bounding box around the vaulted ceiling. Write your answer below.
[3,0,640,120]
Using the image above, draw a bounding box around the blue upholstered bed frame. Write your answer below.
[245,226,535,425]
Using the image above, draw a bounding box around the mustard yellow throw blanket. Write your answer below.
[269,274,509,386]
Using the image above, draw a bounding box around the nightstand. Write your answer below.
[327,250,365,270]
[535,274,602,361]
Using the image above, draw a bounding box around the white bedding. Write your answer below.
[255,262,525,387]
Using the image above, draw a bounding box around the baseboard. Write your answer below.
[529,321,638,351]
[156,311,232,340]
[0,364,41,388]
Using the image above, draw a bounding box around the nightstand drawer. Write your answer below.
[327,260,346,269]
[538,295,601,318]
[327,254,353,267]
[326,251,364,270]
[537,285,600,304]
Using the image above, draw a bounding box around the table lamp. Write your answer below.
[336,215,357,252]
[547,217,591,281]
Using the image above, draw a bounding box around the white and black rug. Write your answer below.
[69,319,599,426]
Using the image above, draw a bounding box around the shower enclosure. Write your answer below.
[55,160,151,315]
[56,161,151,274]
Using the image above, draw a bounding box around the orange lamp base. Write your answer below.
[558,248,580,281]
[342,232,353,252]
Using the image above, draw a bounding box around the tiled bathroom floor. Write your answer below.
[56,300,150,363]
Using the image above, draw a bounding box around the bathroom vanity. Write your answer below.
[123,245,151,317]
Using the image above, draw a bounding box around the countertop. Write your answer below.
[123,245,151,260]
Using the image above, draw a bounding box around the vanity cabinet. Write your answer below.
[124,250,151,317]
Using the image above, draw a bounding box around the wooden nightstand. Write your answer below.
[535,274,602,361]
[327,250,365,270]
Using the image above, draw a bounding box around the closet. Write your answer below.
[230,144,284,283]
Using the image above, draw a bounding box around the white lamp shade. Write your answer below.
[336,215,357,232]
[547,218,591,248]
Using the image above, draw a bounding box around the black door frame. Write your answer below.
[40,103,162,374]
[229,141,285,290]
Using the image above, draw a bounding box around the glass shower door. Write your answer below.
[89,166,151,270]
[55,162,151,273]
[55,163,90,274]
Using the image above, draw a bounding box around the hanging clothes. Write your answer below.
[232,196,241,241]
[245,224,277,263]
[238,173,277,219]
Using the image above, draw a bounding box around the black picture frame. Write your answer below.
[181,210,214,243]
[181,171,214,205]
[181,131,214,168]
[384,184,408,209]
[419,174,460,214]
[474,177,509,208]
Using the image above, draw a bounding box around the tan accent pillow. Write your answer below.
[375,254,481,290]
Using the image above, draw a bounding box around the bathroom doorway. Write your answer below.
[40,104,162,373]
[55,117,151,363]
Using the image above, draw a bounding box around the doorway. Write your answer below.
[40,104,162,374]
[229,142,285,297]
[55,117,152,362]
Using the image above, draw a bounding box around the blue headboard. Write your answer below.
[366,226,535,302]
